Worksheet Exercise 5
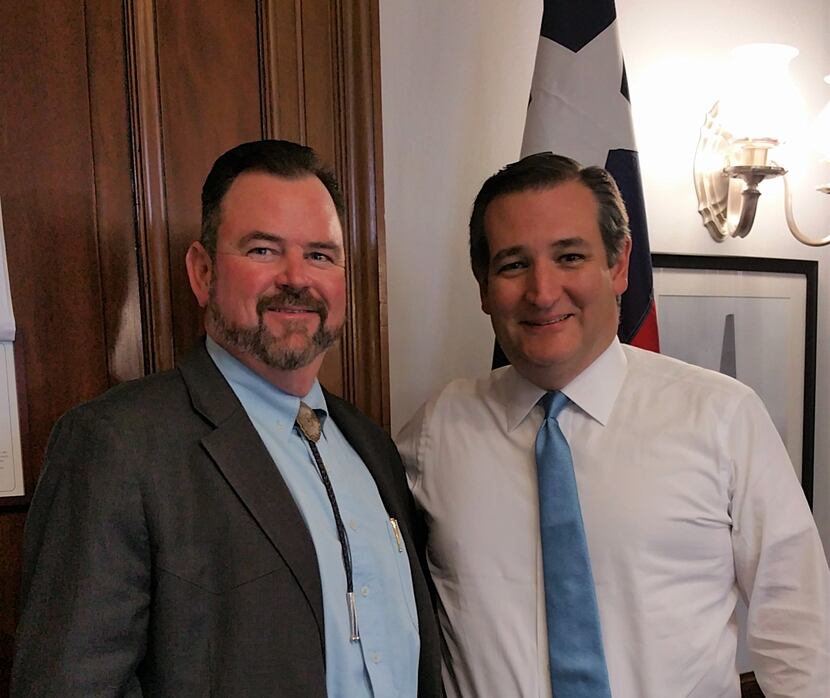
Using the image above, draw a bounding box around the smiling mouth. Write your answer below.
[522,313,573,327]
[257,289,328,323]
[269,307,316,314]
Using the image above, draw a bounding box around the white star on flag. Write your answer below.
[521,22,636,165]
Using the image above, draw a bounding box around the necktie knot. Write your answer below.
[540,390,569,421]
[296,401,322,443]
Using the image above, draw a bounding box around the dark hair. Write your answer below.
[200,139,345,255]
[469,152,630,285]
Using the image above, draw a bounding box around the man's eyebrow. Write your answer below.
[491,245,526,265]
[238,231,284,246]
[550,236,589,250]
[308,241,342,252]
[491,236,590,264]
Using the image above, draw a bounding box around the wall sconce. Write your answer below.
[694,44,830,246]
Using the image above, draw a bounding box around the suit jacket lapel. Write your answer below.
[178,343,324,640]
[324,391,427,595]
[325,389,439,660]
[324,392,400,519]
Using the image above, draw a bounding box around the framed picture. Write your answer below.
[651,254,817,507]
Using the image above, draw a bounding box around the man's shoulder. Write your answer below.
[323,388,396,448]
[435,369,506,402]
[69,365,189,421]
[56,353,226,447]
[422,371,502,412]
[620,344,756,402]
[404,370,508,439]
[66,342,223,422]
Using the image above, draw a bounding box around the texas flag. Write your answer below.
[518,0,659,352]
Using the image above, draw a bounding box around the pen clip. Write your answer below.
[390,517,404,553]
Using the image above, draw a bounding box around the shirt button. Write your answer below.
[361,585,369,597]
[349,520,358,531]
[371,652,381,664]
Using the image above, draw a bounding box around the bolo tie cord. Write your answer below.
[296,402,360,642]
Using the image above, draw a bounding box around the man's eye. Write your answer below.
[247,247,278,259]
[308,251,335,264]
[496,260,526,274]
[559,253,585,265]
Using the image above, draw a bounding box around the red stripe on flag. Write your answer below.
[628,301,659,352]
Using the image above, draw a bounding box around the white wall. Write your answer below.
[379,0,541,433]
[381,0,830,548]
[616,0,830,549]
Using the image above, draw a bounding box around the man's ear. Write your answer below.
[186,241,213,308]
[479,279,491,316]
[610,235,632,296]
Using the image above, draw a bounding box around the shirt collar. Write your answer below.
[500,337,627,431]
[205,336,328,427]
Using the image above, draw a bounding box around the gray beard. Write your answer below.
[207,285,341,371]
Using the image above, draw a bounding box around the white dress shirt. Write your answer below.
[397,339,830,698]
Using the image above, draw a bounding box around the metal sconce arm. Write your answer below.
[694,103,830,246]
[782,173,830,246]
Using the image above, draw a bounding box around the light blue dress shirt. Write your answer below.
[206,338,419,698]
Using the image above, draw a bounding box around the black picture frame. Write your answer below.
[651,254,817,507]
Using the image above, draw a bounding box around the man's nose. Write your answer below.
[275,247,310,288]
[525,262,561,307]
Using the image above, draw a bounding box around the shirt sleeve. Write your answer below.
[395,401,430,495]
[728,389,830,698]
[11,408,150,697]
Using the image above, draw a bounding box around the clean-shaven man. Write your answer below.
[398,152,829,697]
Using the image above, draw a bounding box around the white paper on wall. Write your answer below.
[0,197,24,497]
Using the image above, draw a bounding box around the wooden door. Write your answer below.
[0,0,387,691]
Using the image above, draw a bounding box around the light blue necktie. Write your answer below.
[536,391,612,697]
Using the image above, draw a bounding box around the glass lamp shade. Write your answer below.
[717,43,806,145]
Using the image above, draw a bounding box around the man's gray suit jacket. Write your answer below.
[11,342,443,697]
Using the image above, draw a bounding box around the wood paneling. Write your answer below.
[0,1,113,689]
[0,512,25,692]
[155,0,264,366]
[125,0,174,373]
[334,0,389,427]
[259,0,305,142]
[87,0,146,383]
[0,0,388,691]
[0,0,111,468]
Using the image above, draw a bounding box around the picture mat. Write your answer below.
[653,268,807,482]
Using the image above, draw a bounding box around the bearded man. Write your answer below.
[11,140,442,698]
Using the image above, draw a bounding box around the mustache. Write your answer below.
[256,288,328,317]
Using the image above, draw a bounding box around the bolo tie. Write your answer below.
[295,401,360,642]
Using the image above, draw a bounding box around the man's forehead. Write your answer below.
[490,235,588,258]
[487,180,597,214]
[221,172,342,227]
[484,182,599,245]
[222,171,332,205]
